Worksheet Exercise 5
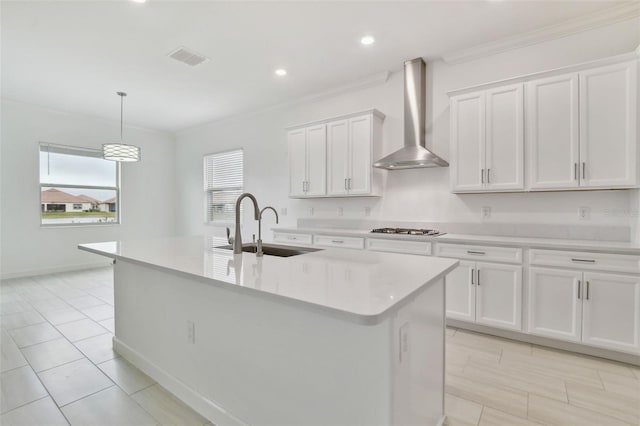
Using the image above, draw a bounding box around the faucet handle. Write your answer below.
[226,227,234,245]
[252,234,256,244]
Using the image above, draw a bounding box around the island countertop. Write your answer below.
[79,236,458,325]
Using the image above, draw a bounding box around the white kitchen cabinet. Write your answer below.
[474,262,522,330]
[289,110,384,198]
[527,73,580,190]
[287,124,327,198]
[528,267,583,342]
[528,267,640,354]
[527,61,637,190]
[445,261,476,323]
[450,92,485,192]
[579,61,638,188]
[445,259,522,331]
[581,272,640,354]
[450,84,523,192]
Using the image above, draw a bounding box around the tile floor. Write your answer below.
[1,267,638,426]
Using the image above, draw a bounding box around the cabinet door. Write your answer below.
[527,268,582,343]
[451,92,485,192]
[579,61,638,188]
[485,84,524,190]
[288,129,307,197]
[582,272,640,354]
[445,261,476,322]
[326,120,349,196]
[305,124,327,197]
[348,115,372,195]
[527,73,580,190]
[475,263,522,331]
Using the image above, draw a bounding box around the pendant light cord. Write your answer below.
[120,93,124,141]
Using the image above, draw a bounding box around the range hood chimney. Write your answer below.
[373,58,449,170]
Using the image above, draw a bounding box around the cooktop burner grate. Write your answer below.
[370,228,444,236]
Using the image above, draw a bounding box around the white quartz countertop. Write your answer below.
[78,236,458,325]
[273,227,640,255]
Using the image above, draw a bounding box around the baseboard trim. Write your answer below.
[447,319,639,366]
[113,338,249,426]
[1,261,112,279]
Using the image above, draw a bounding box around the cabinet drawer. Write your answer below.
[435,243,522,264]
[273,232,313,246]
[314,235,365,249]
[529,249,640,273]
[366,238,431,256]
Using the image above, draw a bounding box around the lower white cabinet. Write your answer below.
[581,272,640,354]
[527,268,582,342]
[446,261,522,331]
[528,268,640,354]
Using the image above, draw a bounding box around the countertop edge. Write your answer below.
[272,227,640,255]
[78,244,456,326]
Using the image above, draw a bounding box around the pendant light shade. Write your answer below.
[103,91,141,162]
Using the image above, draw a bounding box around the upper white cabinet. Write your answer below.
[288,125,327,197]
[288,110,384,198]
[579,62,638,188]
[528,61,638,190]
[450,54,639,193]
[450,84,524,192]
[527,73,580,189]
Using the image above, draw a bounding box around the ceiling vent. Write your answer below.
[167,46,210,67]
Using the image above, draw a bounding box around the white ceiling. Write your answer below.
[0,0,628,132]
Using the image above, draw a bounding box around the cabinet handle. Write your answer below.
[574,163,578,180]
[582,162,586,179]
[344,178,348,190]
[348,178,352,189]
[487,168,491,184]
[477,269,480,286]
[577,280,581,299]
[571,258,595,263]
[331,240,344,244]
[586,281,590,300]
[481,169,484,184]
[471,268,475,285]
[287,236,297,240]
[467,250,486,255]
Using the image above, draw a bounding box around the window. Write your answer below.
[204,149,243,223]
[39,143,120,226]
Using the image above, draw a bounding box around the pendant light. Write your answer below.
[103,91,141,162]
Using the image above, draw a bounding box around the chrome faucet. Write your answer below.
[257,206,279,257]
[233,193,260,254]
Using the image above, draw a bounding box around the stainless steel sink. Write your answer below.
[216,243,321,257]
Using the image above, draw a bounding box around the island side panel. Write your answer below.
[113,259,395,426]
[391,277,445,426]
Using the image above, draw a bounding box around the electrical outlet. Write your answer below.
[364,207,371,217]
[579,206,591,220]
[399,322,409,363]
[186,320,195,344]
[337,207,343,217]
[481,206,491,219]
[280,207,287,216]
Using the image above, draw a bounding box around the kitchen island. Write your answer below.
[79,236,458,426]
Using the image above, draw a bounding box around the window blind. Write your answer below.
[204,149,243,223]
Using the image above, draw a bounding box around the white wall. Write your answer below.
[0,99,176,277]
[173,19,639,241]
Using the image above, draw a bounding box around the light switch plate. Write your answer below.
[481,206,491,219]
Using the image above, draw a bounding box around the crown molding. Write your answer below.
[441,2,640,65]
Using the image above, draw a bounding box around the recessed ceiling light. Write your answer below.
[275,68,287,77]
[360,35,375,46]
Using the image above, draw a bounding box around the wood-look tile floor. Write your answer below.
[2,267,638,425]
[0,268,211,426]
[444,327,640,426]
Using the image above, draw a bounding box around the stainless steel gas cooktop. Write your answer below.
[370,228,444,236]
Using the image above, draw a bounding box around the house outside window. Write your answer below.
[39,143,120,226]
[204,149,243,223]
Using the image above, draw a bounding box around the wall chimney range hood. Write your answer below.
[373,58,448,170]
